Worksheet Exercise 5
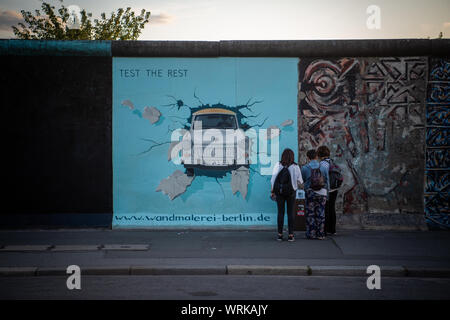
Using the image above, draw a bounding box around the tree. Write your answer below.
[12,0,151,40]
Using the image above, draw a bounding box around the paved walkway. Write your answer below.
[0,229,449,277]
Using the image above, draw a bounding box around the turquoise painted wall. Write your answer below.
[113,57,298,227]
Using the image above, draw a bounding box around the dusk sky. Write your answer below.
[0,0,449,40]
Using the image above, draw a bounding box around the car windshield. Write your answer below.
[193,114,237,129]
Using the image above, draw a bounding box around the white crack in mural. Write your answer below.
[142,106,161,124]
[231,166,250,199]
[156,170,195,200]
[121,99,134,110]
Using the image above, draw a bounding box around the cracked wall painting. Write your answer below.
[298,57,427,216]
[425,58,449,229]
[113,58,298,227]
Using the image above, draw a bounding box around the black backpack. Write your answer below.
[274,165,294,197]
[326,159,344,189]
[308,164,325,191]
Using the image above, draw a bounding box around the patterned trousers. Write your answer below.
[305,189,327,239]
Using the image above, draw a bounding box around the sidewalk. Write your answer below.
[1,229,450,277]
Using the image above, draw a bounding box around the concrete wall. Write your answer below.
[425,58,450,230]
[0,41,112,228]
[0,39,448,229]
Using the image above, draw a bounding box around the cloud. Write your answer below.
[150,12,174,24]
[0,9,22,31]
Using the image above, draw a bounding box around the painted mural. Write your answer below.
[425,58,450,230]
[298,57,427,215]
[113,57,298,227]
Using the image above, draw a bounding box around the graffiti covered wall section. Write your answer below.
[298,57,427,218]
[425,58,450,229]
[113,57,298,228]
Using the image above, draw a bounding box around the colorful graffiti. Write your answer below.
[426,149,450,169]
[425,58,450,230]
[298,57,427,215]
[426,106,449,126]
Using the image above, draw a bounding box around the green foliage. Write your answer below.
[12,0,150,40]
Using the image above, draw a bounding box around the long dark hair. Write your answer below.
[280,148,296,167]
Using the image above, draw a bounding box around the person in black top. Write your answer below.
[270,148,303,242]
[317,146,337,236]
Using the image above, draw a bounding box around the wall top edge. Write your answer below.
[0,39,448,57]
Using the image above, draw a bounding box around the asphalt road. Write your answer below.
[1,275,449,300]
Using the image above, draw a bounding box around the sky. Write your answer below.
[0,0,449,40]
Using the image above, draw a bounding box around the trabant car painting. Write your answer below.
[181,108,250,176]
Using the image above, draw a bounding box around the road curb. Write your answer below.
[83,266,131,275]
[0,245,52,252]
[130,266,226,275]
[0,244,151,252]
[227,265,310,276]
[51,245,101,252]
[1,266,450,277]
[36,267,67,276]
[35,266,132,276]
[308,265,408,277]
[0,267,37,276]
[404,267,450,278]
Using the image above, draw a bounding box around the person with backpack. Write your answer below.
[301,149,329,240]
[318,146,343,236]
[271,148,303,242]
